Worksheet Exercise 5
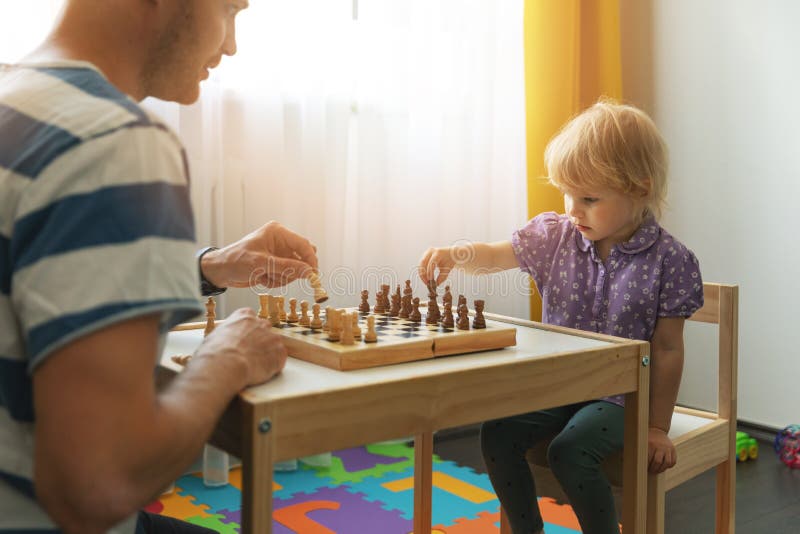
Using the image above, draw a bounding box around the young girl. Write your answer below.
[418,100,703,534]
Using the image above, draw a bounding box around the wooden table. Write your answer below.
[161,313,650,533]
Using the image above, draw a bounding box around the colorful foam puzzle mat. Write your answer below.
[146,441,583,533]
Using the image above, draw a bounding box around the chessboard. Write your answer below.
[274,307,517,371]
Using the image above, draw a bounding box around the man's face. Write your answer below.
[143,0,248,104]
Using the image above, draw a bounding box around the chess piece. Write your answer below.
[310,303,322,329]
[381,284,391,312]
[299,300,310,326]
[204,297,216,336]
[323,306,333,331]
[442,303,454,328]
[359,289,370,313]
[458,294,467,309]
[277,296,287,321]
[351,312,362,340]
[410,297,422,323]
[171,354,192,366]
[425,280,440,324]
[472,299,486,329]
[364,315,378,343]
[287,298,299,323]
[340,311,355,345]
[456,303,470,330]
[443,285,453,308]
[269,295,281,327]
[389,290,401,317]
[258,294,269,320]
[374,291,385,314]
[400,280,413,318]
[308,271,329,303]
[327,309,341,341]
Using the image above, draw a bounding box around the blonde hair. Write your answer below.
[544,98,668,220]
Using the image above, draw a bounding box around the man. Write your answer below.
[0,1,317,532]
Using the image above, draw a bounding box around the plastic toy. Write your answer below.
[774,424,800,469]
[735,431,759,462]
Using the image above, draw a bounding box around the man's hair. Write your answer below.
[544,98,669,220]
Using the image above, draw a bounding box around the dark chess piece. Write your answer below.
[400,280,413,318]
[472,299,486,329]
[456,303,470,330]
[443,285,453,308]
[381,284,391,313]
[442,303,454,328]
[425,280,440,324]
[410,297,422,323]
[359,289,370,313]
[390,291,401,317]
[374,291,385,314]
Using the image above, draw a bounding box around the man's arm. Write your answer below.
[647,316,686,473]
[33,308,286,533]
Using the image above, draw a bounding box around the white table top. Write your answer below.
[163,320,615,401]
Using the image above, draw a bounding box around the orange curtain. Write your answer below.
[523,0,622,319]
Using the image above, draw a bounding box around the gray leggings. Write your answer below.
[480,401,625,534]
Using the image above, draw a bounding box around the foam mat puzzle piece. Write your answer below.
[345,464,499,526]
[442,509,501,533]
[176,475,242,514]
[272,464,338,500]
[318,443,443,486]
[538,496,582,531]
[156,485,212,520]
[273,485,411,533]
[184,513,240,533]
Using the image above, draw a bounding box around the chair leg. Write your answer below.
[715,459,736,533]
[646,473,666,534]
[499,506,512,534]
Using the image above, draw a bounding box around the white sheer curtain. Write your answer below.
[2,0,531,319]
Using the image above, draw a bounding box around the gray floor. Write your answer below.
[433,427,800,533]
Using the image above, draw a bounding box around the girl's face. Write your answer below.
[561,185,644,257]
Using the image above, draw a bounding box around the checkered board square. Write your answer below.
[274,307,517,371]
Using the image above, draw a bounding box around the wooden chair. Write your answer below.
[500,283,738,534]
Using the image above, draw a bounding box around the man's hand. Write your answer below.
[195,307,287,386]
[648,427,677,473]
[201,221,319,289]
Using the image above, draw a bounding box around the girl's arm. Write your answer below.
[647,316,686,473]
[418,241,517,286]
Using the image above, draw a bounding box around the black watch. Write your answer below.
[197,246,227,296]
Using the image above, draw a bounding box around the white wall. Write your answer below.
[621,0,800,428]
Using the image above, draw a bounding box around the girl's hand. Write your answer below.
[648,427,677,473]
[418,246,458,286]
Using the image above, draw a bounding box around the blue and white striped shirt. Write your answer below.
[0,60,204,532]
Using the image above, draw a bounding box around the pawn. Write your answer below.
[351,312,362,340]
[456,303,470,330]
[323,306,333,332]
[327,309,341,342]
[269,295,281,327]
[442,303,454,329]
[410,297,422,323]
[389,291,401,317]
[340,311,355,345]
[298,300,310,326]
[364,315,378,343]
[472,299,486,329]
[287,298,299,323]
[277,296,287,322]
[204,297,216,337]
[258,295,269,320]
[310,303,323,329]
[374,291,386,314]
[359,289,370,313]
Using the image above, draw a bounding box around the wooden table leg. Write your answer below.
[241,408,274,534]
[622,348,650,534]
[414,431,434,534]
